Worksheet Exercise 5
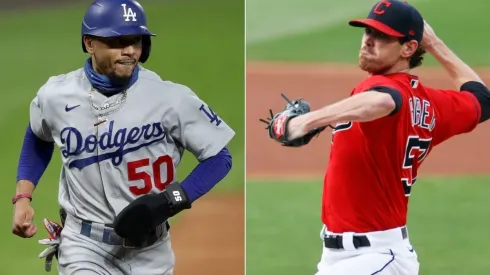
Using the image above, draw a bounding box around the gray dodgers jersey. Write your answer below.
[29,66,235,223]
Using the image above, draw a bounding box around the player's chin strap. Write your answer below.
[38,218,64,272]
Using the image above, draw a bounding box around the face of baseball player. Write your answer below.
[358,27,417,74]
[83,35,142,81]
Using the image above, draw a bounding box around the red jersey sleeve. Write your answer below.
[430,89,481,146]
[351,75,404,130]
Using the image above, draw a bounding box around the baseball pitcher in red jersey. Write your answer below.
[260,0,490,274]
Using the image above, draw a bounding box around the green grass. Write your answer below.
[247,0,490,66]
[246,179,323,275]
[1,0,243,274]
[246,176,490,275]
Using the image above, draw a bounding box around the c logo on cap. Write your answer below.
[373,0,392,15]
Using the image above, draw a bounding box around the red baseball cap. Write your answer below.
[349,0,424,43]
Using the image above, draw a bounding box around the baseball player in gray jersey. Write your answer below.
[11,0,235,274]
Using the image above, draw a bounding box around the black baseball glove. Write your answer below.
[259,94,333,147]
[113,182,191,239]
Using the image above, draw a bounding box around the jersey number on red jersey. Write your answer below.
[401,136,432,196]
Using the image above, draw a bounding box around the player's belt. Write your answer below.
[323,226,408,250]
[66,214,170,249]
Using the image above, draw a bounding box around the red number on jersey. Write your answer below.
[127,155,175,196]
[401,136,431,196]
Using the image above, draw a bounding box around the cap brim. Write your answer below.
[83,25,156,38]
[349,19,404,37]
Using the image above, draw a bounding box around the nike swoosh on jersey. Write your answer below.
[65,104,81,112]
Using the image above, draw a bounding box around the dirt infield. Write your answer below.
[171,192,244,275]
[247,61,490,178]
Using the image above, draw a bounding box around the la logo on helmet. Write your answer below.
[121,3,137,22]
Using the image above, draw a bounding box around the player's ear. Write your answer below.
[400,40,418,58]
[83,36,96,54]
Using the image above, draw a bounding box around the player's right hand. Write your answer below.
[421,20,439,53]
[12,199,37,238]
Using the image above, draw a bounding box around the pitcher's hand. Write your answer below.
[421,20,439,53]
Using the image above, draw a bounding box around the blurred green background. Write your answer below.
[246,0,490,274]
[247,0,490,66]
[1,0,244,274]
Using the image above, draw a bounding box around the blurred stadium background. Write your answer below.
[246,0,490,275]
[1,0,244,274]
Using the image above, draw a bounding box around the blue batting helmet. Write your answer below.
[81,0,156,63]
